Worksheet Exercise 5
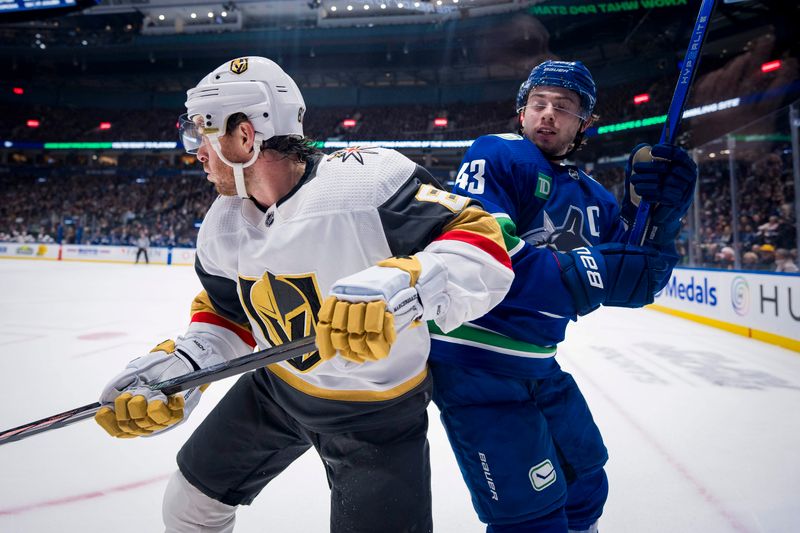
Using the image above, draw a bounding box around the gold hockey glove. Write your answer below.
[316,254,450,364]
[95,338,223,438]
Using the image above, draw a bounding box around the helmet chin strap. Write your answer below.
[548,122,585,161]
[208,134,265,198]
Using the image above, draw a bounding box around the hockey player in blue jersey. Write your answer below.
[429,60,697,532]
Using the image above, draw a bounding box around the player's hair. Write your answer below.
[225,112,321,163]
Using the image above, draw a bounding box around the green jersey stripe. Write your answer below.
[429,322,556,357]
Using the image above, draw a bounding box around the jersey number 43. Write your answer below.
[454,159,486,195]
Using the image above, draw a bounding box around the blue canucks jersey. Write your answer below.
[429,133,627,377]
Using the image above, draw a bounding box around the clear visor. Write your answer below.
[517,91,588,121]
[178,113,215,154]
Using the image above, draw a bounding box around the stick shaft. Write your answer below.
[0,336,316,446]
[628,0,716,245]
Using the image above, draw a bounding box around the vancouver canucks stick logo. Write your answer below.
[239,271,323,372]
[521,206,592,251]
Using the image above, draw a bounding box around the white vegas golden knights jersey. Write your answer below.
[183,146,512,428]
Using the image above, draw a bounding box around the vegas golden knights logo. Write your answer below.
[230,58,249,75]
[239,271,323,371]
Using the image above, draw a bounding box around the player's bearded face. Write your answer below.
[519,86,586,158]
[196,135,246,196]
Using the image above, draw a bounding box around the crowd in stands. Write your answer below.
[593,145,798,272]
[0,173,215,249]
[3,143,796,273]
[692,147,797,272]
[3,102,519,144]
[2,97,797,273]
[3,92,661,145]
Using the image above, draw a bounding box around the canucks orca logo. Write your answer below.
[521,206,592,252]
[239,271,323,372]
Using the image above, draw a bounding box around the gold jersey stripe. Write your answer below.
[266,364,428,402]
[442,206,507,251]
[190,290,252,330]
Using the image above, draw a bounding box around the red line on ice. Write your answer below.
[571,363,755,533]
[0,474,170,516]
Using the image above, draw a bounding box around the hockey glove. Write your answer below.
[622,143,697,246]
[556,243,671,316]
[95,337,225,438]
[316,253,449,364]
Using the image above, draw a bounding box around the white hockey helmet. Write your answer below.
[179,57,306,198]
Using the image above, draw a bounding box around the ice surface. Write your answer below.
[0,260,797,532]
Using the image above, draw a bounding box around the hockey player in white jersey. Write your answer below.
[93,56,513,532]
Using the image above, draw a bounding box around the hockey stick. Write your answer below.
[628,0,716,245]
[0,335,316,447]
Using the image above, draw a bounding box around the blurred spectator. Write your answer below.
[774,248,799,273]
[715,246,736,269]
[742,251,760,269]
[758,243,776,268]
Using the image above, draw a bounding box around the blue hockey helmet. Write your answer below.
[516,60,597,117]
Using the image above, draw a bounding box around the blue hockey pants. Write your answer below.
[430,361,608,531]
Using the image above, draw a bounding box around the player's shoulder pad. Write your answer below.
[578,168,617,204]
[323,145,411,168]
[468,133,548,170]
[316,145,418,206]
[198,196,243,239]
[196,195,243,278]
[469,133,522,154]
[489,133,525,141]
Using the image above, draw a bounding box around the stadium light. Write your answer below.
[12,87,24,95]
[27,119,40,128]
[342,119,357,128]
[761,60,781,73]
[633,93,650,105]
[99,122,112,130]
[433,117,448,127]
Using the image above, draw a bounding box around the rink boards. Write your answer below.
[0,246,797,351]
[651,266,799,352]
[0,242,196,266]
